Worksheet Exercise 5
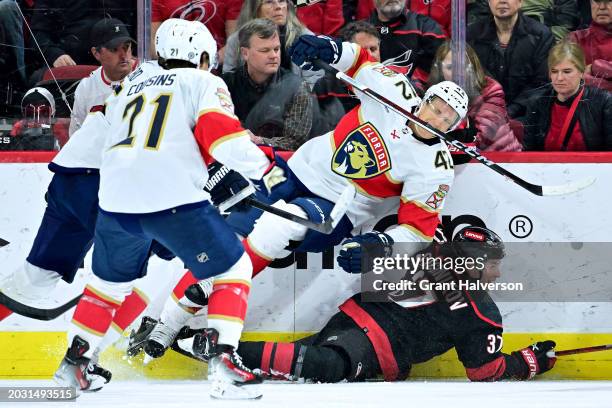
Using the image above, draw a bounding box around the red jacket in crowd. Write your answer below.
[405,0,451,36]
[568,22,612,92]
[151,0,242,49]
[296,0,344,36]
[469,77,522,151]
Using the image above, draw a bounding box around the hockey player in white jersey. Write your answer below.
[52,19,277,400]
[129,35,470,362]
[236,36,469,276]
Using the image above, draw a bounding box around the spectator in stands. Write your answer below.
[313,21,380,132]
[428,41,522,151]
[222,18,313,151]
[368,0,446,91]
[568,0,612,92]
[150,0,242,64]
[224,0,322,88]
[30,0,136,69]
[522,41,612,151]
[468,0,553,120]
[468,0,578,41]
[294,0,344,36]
[69,18,137,136]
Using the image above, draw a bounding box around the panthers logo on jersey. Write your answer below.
[332,123,391,179]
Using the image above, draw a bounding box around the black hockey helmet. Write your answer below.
[452,226,505,261]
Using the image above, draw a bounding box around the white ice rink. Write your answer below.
[1,379,611,408]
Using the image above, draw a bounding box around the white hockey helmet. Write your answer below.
[422,81,468,130]
[21,86,56,122]
[155,18,217,69]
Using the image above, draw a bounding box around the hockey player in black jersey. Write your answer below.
[165,226,556,383]
[130,225,557,382]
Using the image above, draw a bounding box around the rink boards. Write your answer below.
[1,152,611,379]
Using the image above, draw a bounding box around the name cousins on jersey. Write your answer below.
[372,279,525,292]
[126,73,177,96]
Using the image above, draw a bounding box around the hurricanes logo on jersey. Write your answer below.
[332,123,391,179]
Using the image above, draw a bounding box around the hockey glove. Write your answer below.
[251,146,287,195]
[288,35,342,70]
[252,164,287,195]
[512,340,557,379]
[204,161,254,212]
[337,232,394,274]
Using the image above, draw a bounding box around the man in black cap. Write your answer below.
[69,18,137,135]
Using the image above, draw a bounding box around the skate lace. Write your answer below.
[230,349,252,373]
[148,322,178,347]
[198,278,214,298]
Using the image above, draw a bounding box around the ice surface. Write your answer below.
[1,379,610,408]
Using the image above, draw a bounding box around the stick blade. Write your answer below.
[0,291,81,320]
[541,176,596,196]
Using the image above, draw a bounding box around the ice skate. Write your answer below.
[53,335,112,394]
[127,316,158,357]
[143,320,179,360]
[208,344,263,400]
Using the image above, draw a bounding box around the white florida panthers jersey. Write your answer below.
[289,43,455,243]
[98,61,269,214]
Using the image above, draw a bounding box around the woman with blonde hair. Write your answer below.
[523,41,612,151]
[428,41,522,152]
[223,0,321,87]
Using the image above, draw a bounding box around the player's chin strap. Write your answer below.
[311,59,595,197]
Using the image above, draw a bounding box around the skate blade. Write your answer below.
[209,381,263,400]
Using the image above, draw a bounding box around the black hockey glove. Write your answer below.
[337,232,394,274]
[512,340,557,379]
[204,161,254,212]
[288,34,342,70]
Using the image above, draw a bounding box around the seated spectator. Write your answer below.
[294,0,344,36]
[523,41,612,151]
[368,0,446,90]
[468,0,553,119]
[30,0,136,69]
[222,18,314,151]
[428,40,522,151]
[468,0,578,41]
[69,18,137,136]
[149,0,242,64]
[314,20,381,128]
[224,0,322,88]
[568,0,612,92]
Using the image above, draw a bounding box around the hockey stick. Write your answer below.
[244,184,356,234]
[0,291,81,321]
[312,59,595,197]
[551,344,612,357]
